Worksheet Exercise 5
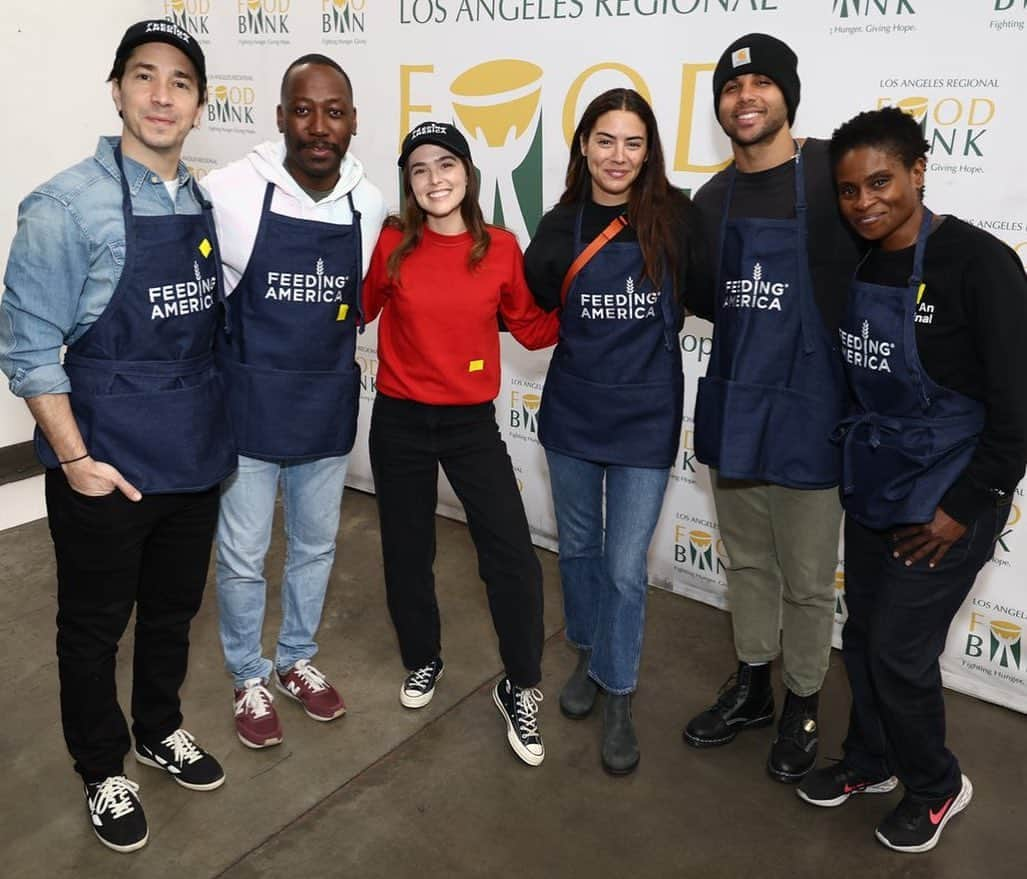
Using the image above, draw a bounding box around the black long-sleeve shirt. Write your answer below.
[690,138,863,330]
[524,197,710,323]
[857,215,1027,524]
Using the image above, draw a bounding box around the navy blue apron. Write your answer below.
[35,148,235,494]
[834,210,985,529]
[538,205,683,468]
[217,182,363,460]
[694,147,845,488]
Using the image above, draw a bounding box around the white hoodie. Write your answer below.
[201,140,388,296]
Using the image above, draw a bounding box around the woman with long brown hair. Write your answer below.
[362,122,558,766]
[524,88,706,774]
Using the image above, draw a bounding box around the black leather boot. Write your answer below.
[601,693,639,775]
[767,690,819,783]
[559,647,598,719]
[682,662,775,748]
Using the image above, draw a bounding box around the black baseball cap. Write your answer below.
[398,121,472,168]
[110,20,207,93]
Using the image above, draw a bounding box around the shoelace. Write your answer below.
[405,662,439,692]
[514,687,544,738]
[236,680,273,719]
[889,794,928,828]
[90,776,140,820]
[290,660,328,692]
[158,729,204,766]
[712,673,741,710]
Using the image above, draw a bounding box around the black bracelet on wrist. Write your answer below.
[58,453,89,465]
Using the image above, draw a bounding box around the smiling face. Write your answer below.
[112,41,203,173]
[278,62,356,192]
[407,144,469,234]
[717,73,789,148]
[835,145,925,251]
[580,109,648,206]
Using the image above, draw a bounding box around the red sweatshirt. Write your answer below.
[363,225,559,405]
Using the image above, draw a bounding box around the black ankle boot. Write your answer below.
[767,690,819,783]
[601,693,639,775]
[683,662,775,748]
[559,647,598,719]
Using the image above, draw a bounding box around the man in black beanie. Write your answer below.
[683,34,861,785]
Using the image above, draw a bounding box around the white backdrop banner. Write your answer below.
[143,0,1027,713]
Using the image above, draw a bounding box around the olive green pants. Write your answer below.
[712,473,842,697]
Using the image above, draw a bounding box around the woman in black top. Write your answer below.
[524,88,706,774]
[796,106,1027,855]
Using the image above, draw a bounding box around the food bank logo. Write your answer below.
[207,83,257,129]
[833,570,847,617]
[164,0,210,36]
[673,525,726,574]
[967,612,1023,670]
[237,0,290,34]
[322,0,365,33]
[881,93,996,160]
[510,389,541,434]
[356,346,378,399]
[994,501,1021,556]
[449,60,543,243]
[833,0,915,15]
[839,320,895,373]
[677,428,697,477]
[722,262,788,312]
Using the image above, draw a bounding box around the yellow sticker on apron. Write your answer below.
[336,304,349,321]
[468,359,484,372]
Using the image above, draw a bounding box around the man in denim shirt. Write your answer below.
[0,21,232,854]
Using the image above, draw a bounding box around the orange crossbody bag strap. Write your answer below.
[559,214,629,306]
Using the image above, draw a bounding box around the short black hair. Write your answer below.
[280,54,352,103]
[829,105,929,171]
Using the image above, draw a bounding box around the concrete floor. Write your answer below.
[1,488,1024,879]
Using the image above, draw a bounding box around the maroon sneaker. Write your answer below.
[233,678,283,749]
[275,660,346,721]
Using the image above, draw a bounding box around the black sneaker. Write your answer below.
[400,658,445,709]
[797,759,899,807]
[875,775,973,853]
[767,690,819,783]
[84,776,148,853]
[683,662,774,748]
[493,678,545,766]
[134,728,225,791]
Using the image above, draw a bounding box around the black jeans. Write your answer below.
[369,393,544,687]
[841,501,1010,798]
[45,470,219,783]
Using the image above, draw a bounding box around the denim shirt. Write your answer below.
[0,136,202,398]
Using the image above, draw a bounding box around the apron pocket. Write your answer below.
[222,358,359,460]
[72,371,234,493]
[695,377,841,486]
[539,366,682,467]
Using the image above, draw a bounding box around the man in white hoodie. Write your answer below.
[202,54,387,749]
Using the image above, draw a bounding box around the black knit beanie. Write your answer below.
[712,33,800,126]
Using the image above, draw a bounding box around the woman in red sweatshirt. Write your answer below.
[362,122,558,767]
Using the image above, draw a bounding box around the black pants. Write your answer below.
[841,501,1010,798]
[46,470,219,783]
[369,393,544,687]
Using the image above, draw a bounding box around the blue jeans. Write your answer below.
[545,449,670,694]
[216,454,348,687]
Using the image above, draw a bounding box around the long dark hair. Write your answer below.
[386,153,491,281]
[559,88,690,291]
